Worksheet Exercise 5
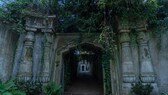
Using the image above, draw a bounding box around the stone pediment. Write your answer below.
[23,11,56,31]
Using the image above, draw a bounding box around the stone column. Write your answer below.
[41,29,53,82]
[18,27,36,81]
[136,27,155,83]
[120,30,136,83]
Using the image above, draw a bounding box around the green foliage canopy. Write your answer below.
[0,0,161,33]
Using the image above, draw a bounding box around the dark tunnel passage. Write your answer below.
[62,43,104,95]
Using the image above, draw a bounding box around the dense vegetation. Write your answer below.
[131,82,153,95]
[0,79,26,95]
[0,79,62,95]
[156,0,168,29]
[0,0,167,33]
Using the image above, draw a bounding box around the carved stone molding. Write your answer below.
[136,28,155,83]
[25,26,37,32]
[24,11,56,31]
[120,30,136,83]
[41,28,53,33]
[120,32,131,43]
[41,32,53,82]
[18,31,35,81]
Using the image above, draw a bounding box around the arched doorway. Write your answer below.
[62,43,104,95]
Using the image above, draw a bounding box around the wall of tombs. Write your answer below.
[0,22,19,81]
[120,28,168,94]
[0,19,168,94]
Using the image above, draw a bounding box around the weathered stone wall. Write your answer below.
[0,23,19,81]
[149,30,168,93]
[12,32,45,78]
[0,20,168,94]
[127,30,168,94]
[12,32,54,81]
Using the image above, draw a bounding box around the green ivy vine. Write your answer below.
[101,50,112,95]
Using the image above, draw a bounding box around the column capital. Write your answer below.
[120,29,130,33]
[136,30,148,44]
[136,27,147,32]
[25,26,37,32]
[135,20,147,31]
[120,32,131,43]
[119,20,131,43]
[41,28,53,33]
[24,31,35,43]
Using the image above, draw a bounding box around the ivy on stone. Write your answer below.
[101,51,112,95]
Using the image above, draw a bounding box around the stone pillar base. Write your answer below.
[140,75,155,83]
[17,75,32,82]
[123,75,136,83]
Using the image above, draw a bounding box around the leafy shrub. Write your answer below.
[0,79,26,95]
[42,82,62,95]
[161,92,168,95]
[131,82,153,95]
[0,0,29,32]
[16,81,43,95]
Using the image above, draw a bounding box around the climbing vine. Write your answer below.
[98,23,118,94]
[101,51,112,95]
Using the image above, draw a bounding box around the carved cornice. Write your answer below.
[136,27,147,32]
[25,26,37,32]
[23,11,56,31]
[120,29,130,33]
[134,20,147,32]
[119,18,147,31]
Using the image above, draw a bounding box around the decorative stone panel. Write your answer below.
[136,27,155,83]
[120,31,136,83]
[41,29,53,82]
[18,27,36,81]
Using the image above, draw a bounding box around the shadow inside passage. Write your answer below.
[64,74,103,95]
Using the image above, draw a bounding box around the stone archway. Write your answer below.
[51,33,102,83]
[51,35,104,94]
[10,12,159,95]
